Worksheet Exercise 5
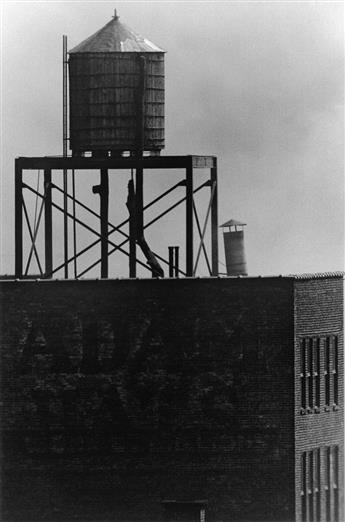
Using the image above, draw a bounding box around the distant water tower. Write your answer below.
[68,11,165,156]
[221,219,247,276]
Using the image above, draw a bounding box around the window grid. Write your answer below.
[301,446,340,522]
[300,335,339,413]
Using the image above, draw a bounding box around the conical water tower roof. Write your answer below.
[69,11,165,53]
[220,219,247,228]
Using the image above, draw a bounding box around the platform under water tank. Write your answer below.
[68,12,165,156]
[221,219,248,276]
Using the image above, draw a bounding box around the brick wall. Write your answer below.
[294,276,344,522]
[0,277,295,521]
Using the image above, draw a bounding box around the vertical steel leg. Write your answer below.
[15,159,23,278]
[174,247,179,278]
[132,166,144,277]
[72,170,77,278]
[127,176,137,278]
[211,159,218,276]
[93,169,109,278]
[186,159,194,276]
[129,212,137,278]
[63,35,68,279]
[44,168,53,278]
[168,246,174,277]
[63,171,68,278]
[136,167,144,235]
[100,168,109,278]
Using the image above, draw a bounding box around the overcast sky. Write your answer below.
[1,1,344,277]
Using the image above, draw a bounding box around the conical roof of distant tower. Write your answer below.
[220,219,247,227]
[69,10,165,53]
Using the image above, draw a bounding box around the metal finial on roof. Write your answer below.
[113,9,119,20]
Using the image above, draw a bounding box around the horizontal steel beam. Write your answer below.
[15,155,216,171]
[191,156,216,169]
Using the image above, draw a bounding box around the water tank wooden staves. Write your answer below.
[68,12,165,156]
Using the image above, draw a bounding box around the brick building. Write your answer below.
[0,273,343,522]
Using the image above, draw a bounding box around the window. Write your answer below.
[325,336,339,410]
[308,450,314,521]
[325,446,331,522]
[325,445,339,522]
[301,452,307,522]
[300,338,319,413]
[301,339,307,410]
[325,338,331,408]
[315,339,320,410]
[315,449,321,522]
[333,446,339,522]
[301,446,339,522]
[301,449,320,522]
[307,339,313,410]
[333,337,338,408]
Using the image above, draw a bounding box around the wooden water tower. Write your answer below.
[69,11,165,156]
[14,12,219,281]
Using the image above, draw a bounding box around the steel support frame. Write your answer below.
[14,155,218,279]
